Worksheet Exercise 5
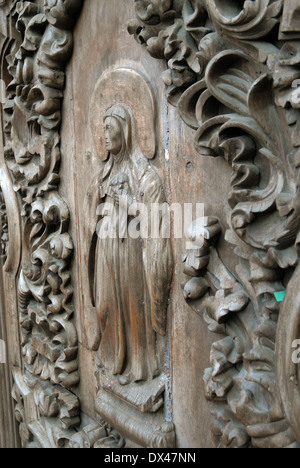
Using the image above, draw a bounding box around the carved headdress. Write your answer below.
[103,103,149,180]
[89,68,156,161]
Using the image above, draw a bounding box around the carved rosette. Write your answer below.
[0,0,84,446]
[130,0,300,448]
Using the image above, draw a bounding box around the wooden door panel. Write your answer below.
[0,0,300,449]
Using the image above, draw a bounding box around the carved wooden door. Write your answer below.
[0,0,300,449]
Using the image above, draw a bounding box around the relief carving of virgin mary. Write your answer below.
[87,102,173,387]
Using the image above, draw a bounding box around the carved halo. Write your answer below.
[89,67,156,161]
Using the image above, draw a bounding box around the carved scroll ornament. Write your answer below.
[129,0,300,448]
[0,0,84,447]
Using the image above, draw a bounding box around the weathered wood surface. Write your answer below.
[129,0,300,449]
[0,0,300,449]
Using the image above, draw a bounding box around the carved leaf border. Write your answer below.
[1,0,300,449]
[0,0,85,447]
[129,0,300,448]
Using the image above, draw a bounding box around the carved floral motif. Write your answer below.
[1,0,300,449]
[130,0,300,448]
[0,0,83,446]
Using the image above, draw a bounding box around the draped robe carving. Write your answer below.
[87,103,173,385]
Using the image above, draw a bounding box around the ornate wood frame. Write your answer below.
[0,0,174,449]
[129,0,300,449]
[0,0,84,448]
[1,0,300,449]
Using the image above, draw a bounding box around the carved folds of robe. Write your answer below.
[87,104,172,383]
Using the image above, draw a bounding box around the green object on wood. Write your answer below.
[274,291,285,303]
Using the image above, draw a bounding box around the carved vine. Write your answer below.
[1,0,83,445]
[130,0,300,448]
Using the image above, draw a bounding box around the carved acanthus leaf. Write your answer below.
[1,0,83,445]
[130,0,300,448]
